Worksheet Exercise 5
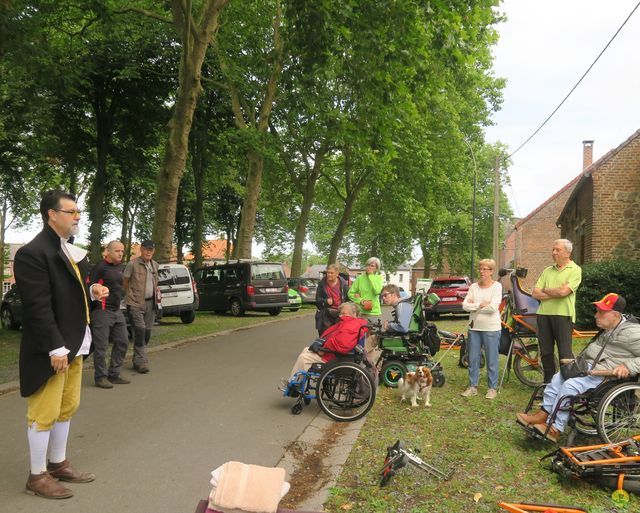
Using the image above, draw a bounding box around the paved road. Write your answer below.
[0,313,321,513]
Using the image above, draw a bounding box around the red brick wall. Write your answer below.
[502,184,577,291]
[591,136,640,261]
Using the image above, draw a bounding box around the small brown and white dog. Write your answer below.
[398,366,433,407]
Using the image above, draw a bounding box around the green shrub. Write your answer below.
[575,259,640,328]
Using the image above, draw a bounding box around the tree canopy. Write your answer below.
[1,0,510,284]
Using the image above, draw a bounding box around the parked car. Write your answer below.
[193,261,288,316]
[287,277,319,303]
[424,276,471,318]
[157,263,198,324]
[1,284,22,330]
[285,288,302,312]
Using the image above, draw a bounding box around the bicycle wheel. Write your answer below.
[596,382,640,444]
[316,360,376,422]
[513,342,545,388]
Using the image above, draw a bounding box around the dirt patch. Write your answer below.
[280,422,348,509]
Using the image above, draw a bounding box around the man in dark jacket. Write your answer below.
[89,240,130,388]
[14,190,109,499]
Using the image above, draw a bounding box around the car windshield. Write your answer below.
[251,264,284,280]
[158,267,191,286]
[300,278,318,287]
[431,280,467,289]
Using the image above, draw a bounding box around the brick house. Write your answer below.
[557,129,640,263]
[501,131,640,291]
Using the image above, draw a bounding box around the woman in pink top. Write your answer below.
[461,258,503,399]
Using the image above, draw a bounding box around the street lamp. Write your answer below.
[461,138,478,283]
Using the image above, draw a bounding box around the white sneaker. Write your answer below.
[461,386,478,397]
[486,388,497,400]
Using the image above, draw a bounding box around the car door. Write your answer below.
[195,268,223,311]
[221,266,242,308]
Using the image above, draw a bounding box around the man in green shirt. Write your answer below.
[532,239,582,383]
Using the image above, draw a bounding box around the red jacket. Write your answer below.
[319,315,368,362]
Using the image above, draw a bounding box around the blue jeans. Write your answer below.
[542,367,604,432]
[467,329,501,389]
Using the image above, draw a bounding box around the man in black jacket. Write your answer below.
[89,240,130,389]
[14,190,109,499]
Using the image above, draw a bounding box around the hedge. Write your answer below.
[575,259,640,328]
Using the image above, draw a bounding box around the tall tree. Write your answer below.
[213,0,284,259]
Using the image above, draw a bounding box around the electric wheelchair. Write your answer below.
[374,293,445,389]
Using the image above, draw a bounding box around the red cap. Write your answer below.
[593,293,626,313]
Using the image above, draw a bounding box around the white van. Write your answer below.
[157,263,198,323]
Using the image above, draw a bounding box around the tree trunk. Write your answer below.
[235,150,264,259]
[190,124,206,270]
[328,191,357,264]
[120,191,130,247]
[152,0,229,263]
[0,199,6,296]
[88,126,108,261]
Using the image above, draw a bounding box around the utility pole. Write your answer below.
[492,155,500,274]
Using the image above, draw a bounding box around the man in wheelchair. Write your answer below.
[516,293,640,442]
[282,302,368,394]
[381,284,413,334]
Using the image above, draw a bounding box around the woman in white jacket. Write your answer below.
[461,259,503,399]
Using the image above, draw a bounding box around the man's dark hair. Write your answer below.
[40,190,76,223]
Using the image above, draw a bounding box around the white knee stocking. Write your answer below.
[27,425,50,474]
[48,420,70,464]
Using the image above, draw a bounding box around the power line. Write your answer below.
[507,1,640,159]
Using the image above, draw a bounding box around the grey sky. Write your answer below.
[485,0,640,219]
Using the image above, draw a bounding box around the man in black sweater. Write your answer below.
[89,240,131,388]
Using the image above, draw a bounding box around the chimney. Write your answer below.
[582,140,594,170]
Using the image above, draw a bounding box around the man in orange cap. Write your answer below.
[516,292,640,442]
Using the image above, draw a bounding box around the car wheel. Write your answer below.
[268,308,281,316]
[1,306,19,330]
[180,310,196,324]
[229,299,244,317]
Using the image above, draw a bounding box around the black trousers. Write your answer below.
[537,314,574,383]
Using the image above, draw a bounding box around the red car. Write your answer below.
[425,276,471,319]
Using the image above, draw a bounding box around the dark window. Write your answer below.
[430,279,467,289]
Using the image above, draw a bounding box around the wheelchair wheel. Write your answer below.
[459,353,485,369]
[316,360,376,422]
[596,382,640,444]
[513,343,545,388]
[381,361,407,388]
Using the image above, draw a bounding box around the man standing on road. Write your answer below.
[14,190,109,499]
[89,240,131,389]
[532,239,582,383]
[123,239,159,374]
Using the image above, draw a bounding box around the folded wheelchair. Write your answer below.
[373,293,445,389]
[519,376,640,445]
[282,325,377,422]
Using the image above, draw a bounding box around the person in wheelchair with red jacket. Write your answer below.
[516,293,640,442]
[282,302,367,389]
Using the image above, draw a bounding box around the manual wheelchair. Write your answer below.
[519,374,640,445]
[374,293,445,388]
[282,328,377,422]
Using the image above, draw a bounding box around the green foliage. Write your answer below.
[576,259,640,328]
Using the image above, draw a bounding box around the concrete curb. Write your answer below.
[0,310,315,397]
[277,413,366,512]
